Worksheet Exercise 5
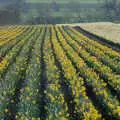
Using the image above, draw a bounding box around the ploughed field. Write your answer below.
[0,25,120,120]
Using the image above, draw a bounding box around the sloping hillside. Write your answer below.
[59,22,120,44]
[78,22,120,44]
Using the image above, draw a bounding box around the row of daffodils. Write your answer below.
[60,26,120,99]
[67,27,120,74]
[0,26,27,47]
[0,25,120,120]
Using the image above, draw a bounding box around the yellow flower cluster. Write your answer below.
[51,26,101,120]
[15,27,43,119]
[0,26,41,119]
[0,26,37,81]
[0,56,8,73]
[0,25,120,120]
[59,26,120,97]
[0,26,26,46]
[57,26,120,119]
[68,26,120,74]
[44,27,68,120]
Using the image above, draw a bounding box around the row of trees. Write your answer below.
[104,0,120,18]
[0,0,120,24]
[0,0,23,24]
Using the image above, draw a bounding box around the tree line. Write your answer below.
[0,0,120,24]
[104,0,120,18]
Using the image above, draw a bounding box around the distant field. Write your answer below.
[25,0,120,4]
[60,22,120,44]
[26,0,100,3]
[25,0,103,3]
[79,22,120,44]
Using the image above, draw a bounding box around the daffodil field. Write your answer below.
[0,25,120,120]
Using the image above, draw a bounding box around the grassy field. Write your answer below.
[78,22,120,44]
[0,25,120,119]
[60,22,120,44]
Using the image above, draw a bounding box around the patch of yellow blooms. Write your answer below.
[0,56,8,73]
